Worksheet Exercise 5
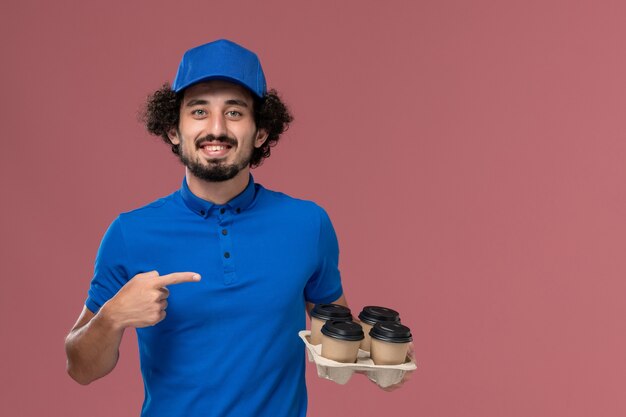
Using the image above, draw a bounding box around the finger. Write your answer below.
[137,270,159,279]
[155,310,167,324]
[157,287,170,300]
[159,300,168,310]
[154,272,201,287]
[407,342,416,361]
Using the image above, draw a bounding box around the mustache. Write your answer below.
[195,135,237,148]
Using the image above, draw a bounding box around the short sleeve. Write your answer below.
[304,206,343,304]
[85,216,131,313]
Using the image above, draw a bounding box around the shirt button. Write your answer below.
[200,210,205,216]
[224,252,231,258]
[236,208,241,214]
[220,208,226,214]
[222,229,228,236]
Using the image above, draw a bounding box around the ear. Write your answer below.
[254,129,269,148]
[167,127,180,145]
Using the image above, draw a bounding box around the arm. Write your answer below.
[65,305,124,385]
[65,271,200,385]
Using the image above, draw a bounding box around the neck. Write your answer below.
[185,168,251,205]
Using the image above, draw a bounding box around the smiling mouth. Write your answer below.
[198,142,233,159]
[203,144,229,151]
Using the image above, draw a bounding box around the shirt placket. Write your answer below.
[217,206,236,285]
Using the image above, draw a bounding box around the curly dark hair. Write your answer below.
[141,82,293,168]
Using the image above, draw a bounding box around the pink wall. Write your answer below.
[2,0,626,416]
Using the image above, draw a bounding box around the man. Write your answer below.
[65,39,403,417]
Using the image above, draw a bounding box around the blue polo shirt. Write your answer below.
[85,175,343,417]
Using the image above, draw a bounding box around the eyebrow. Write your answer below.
[185,99,208,107]
[225,99,249,108]
[184,98,249,108]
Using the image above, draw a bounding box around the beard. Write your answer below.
[178,134,253,182]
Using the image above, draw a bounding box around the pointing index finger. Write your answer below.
[154,272,201,287]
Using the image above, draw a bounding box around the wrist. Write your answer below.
[97,301,126,333]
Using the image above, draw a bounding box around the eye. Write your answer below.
[226,110,243,118]
[191,109,207,117]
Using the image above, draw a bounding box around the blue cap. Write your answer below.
[172,39,267,98]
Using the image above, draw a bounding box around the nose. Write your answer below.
[207,113,227,137]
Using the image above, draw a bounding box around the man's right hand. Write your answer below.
[65,271,200,385]
[101,270,201,329]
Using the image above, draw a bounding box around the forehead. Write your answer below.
[182,80,254,105]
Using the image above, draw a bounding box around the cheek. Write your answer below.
[183,139,197,153]
[178,117,204,137]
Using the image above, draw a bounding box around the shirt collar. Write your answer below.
[180,174,257,217]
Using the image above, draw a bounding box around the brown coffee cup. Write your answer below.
[309,304,352,345]
[369,322,413,365]
[357,306,400,351]
[320,320,364,363]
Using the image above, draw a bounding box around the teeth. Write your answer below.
[204,145,226,151]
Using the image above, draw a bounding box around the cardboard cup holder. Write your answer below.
[299,330,417,388]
